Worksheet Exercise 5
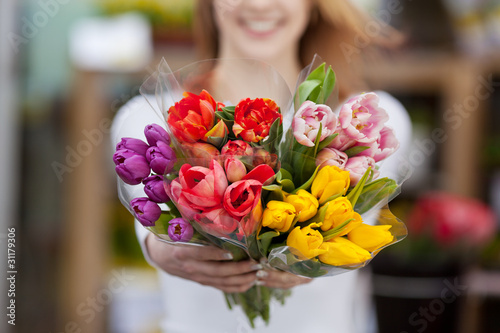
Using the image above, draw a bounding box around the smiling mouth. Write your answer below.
[240,18,282,35]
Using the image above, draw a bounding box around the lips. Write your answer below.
[239,18,282,36]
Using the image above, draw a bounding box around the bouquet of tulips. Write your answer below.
[113,56,409,326]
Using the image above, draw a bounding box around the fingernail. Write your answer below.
[256,270,268,278]
[222,252,233,260]
[255,280,266,286]
[250,264,263,271]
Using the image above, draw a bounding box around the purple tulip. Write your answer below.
[168,218,194,242]
[146,141,176,175]
[144,123,171,146]
[130,197,161,227]
[116,137,149,156]
[113,149,151,185]
[143,175,170,203]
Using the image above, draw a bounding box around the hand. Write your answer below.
[145,233,261,293]
[256,268,312,289]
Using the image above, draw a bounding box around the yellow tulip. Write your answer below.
[318,237,372,266]
[262,201,296,232]
[311,165,350,204]
[348,224,393,252]
[321,198,362,235]
[285,190,319,222]
[287,223,327,259]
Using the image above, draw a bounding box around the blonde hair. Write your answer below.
[193,0,401,100]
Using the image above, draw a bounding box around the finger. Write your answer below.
[192,271,258,288]
[170,245,235,262]
[179,259,262,278]
[258,270,312,289]
[211,281,256,293]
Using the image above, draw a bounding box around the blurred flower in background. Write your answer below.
[407,191,497,264]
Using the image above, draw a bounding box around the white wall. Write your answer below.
[0,0,20,332]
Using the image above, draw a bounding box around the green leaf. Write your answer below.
[262,184,281,191]
[221,105,235,114]
[293,165,320,193]
[258,230,280,255]
[316,133,338,152]
[322,219,354,241]
[215,111,232,121]
[306,62,326,81]
[321,66,336,104]
[346,167,372,207]
[278,168,293,181]
[262,184,285,202]
[313,123,323,157]
[319,193,343,205]
[298,80,321,106]
[344,146,370,157]
[261,116,281,147]
[280,179,295,193]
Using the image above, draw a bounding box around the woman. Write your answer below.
[111,0,412,332]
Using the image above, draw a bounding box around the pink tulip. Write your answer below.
[356,126,400,162]
[293,101,338,147]
[195,208,239,235]
[330,93,389,150]
[316,148,348,169]
[224,157,247,183]
[168,160,228,218]
[223,179,263,219]
[344,156,379,185]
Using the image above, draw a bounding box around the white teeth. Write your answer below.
[244,20,278,33]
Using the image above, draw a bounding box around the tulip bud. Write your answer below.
[116,138,149,156]
[344,156,379,186]
[262,201,296,232]
[286,223,327,259]
[143,175,170,203]
[319,237,371,266]
[316,148,348,169]
[311,165,350,204]
[224,157,247,183]
[113,149,151,185]
[284,190,318,222]
[221,140,253,156]
[146,141,176,175]
[144,123,171,146]
[348,224,393,252]
[168,217,194,242]
[130,197,161,226]
[203,119,228,148]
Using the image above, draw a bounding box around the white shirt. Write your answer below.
[111,91,412,333]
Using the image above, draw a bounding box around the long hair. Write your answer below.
[193,0,402,100]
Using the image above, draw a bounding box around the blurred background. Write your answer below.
[1,0,499,332]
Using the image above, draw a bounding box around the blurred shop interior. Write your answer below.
[1,0,500,332]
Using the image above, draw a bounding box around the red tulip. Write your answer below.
[167,90,219,143]
[223,179,263,219]
[232,98,282,143]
